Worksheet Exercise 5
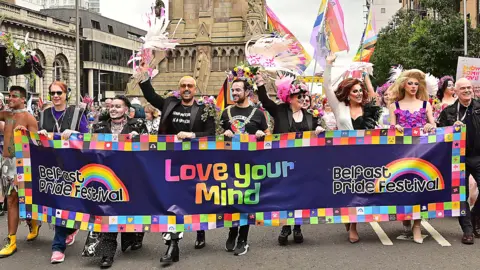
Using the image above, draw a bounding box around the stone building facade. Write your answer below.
[127,0,267,97]
[0,1,77,101]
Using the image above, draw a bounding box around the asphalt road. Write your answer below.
[0,215,478,270]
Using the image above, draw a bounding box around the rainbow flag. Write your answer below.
[216,78,228,111]
[266,5,311,74]
[310,0,349,64]
[353,7,377,62]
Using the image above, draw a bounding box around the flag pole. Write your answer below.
[310,1,329,92]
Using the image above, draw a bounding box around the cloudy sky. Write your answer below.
[100,0,366,73]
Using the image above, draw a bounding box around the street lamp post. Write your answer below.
[464,0,468,56]
[75,0,81,105]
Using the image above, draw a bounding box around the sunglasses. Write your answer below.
[407,82,419,86]
[50,91,64,96]
[180,84,195,89]
[295,94,307,100]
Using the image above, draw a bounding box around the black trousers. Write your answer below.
[459,156,480,234]
[229,225,249,242]
[97,232,144,257]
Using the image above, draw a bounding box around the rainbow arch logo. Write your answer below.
[73,164,130,201]
[374,158,444,193]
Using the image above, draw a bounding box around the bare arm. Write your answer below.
[323,63,341,113]
[388,103,397,126]
[425,102,436,126]
[27,115,39,133]
[0,111,5,122]
[364,74,377,102]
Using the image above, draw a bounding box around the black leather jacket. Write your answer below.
[438,99,480,156]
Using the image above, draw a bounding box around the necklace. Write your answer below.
[51,108,66,133]
[11,108,28,114]
[111,117,127,134]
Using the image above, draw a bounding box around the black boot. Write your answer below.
[0,203,4,217]
[195,230,206,249]
[278,226,291,245]
[160,239,179,263]
[293,225,304,243]
[100,256,114,269]
[131,233,144,251]
[225,228,238,252]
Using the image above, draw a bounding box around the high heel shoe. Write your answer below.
[160,239,179,263]
[412,225,423,244]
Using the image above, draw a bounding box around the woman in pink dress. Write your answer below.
[389,69,436,244]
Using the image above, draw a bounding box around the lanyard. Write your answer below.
[51,108,66,133]
[457,102,470,122]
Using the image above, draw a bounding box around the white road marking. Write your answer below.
[370,222,394,245]
[421,220,451,247]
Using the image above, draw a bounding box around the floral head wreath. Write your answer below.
[275,74,310,103]
[438,75,454,90]
[227,63,259,86]
[376,82,393,107]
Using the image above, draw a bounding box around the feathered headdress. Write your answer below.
[245,34,307,75]
[425,73,439,97]
[388,65,403,83]
[275,74,309,103]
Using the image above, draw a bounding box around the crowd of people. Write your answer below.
[0,55,480,268]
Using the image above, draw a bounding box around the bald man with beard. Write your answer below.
[439,78,480,244]
[137,63,215,264]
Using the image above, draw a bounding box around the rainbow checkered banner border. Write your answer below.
[16,127,466,233]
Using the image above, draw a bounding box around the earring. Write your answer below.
[347,97,350,101]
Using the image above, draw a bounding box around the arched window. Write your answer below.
[212,50,219,71]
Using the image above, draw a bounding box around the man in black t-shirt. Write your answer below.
[138,65,215,264]
[220,79,269,256]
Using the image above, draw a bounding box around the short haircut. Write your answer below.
[113,95,132,108]
[49,81,68,93]
[232,79,253,92]
[179,76,196,86]
[9,85,27,98]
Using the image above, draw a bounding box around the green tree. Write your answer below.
[370,0,480,86]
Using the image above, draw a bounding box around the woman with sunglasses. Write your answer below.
[389,69,436,244]
[255,74,325,246]
[37,81,89,264]
[324,53,381,243]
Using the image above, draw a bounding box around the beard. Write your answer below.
[234,95,246,104]
[181,89,193,102]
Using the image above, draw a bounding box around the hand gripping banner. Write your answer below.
[16,127,467,233]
